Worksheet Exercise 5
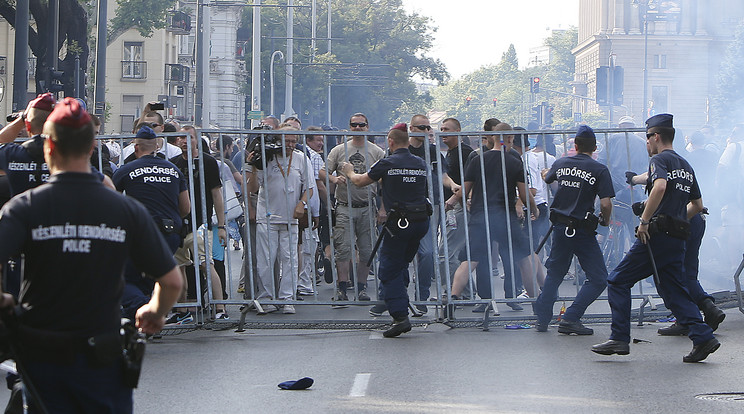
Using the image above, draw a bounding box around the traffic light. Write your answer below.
[530,77,540,93]
[531,105,542,125]
[492,98,498,107]
[466,96,472,106]
[48,68,65,93]
[596,66,624,106]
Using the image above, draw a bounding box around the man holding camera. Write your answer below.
[0,98,182,412]
[247,124,311,314]
[593,114,721,362]
[532,125,614,335]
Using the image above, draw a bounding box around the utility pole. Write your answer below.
[94,0,107,131]
[250,0,262,128]
[47,0,60,95]
[326,0,332,126]
[12,0,29,111]
[281,0,296,121]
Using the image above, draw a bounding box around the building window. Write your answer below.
[122,42,146,79]
[121,95,143,132]
[651,86,668,115]
[653,54,667,69]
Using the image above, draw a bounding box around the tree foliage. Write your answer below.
[430,28,579,130]
[108,0,178,45]
[240,0,448,128]
[713,21,744,129]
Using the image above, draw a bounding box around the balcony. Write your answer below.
[165,64,190,84]
[121,61,147,80]
[167,11,192,35]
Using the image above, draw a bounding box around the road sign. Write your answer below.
[247,110,264,120]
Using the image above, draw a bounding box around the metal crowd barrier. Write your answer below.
[95,126,671,331]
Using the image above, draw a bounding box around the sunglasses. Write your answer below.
[413,125,431,131]
[350,122,368,128]
[646,132,656,138]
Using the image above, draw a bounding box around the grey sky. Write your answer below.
[402,0,579,78]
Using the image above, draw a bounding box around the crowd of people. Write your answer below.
[0,95,736,353]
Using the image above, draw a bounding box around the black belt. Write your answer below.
[337,201,369,208]
[549,211,599,233]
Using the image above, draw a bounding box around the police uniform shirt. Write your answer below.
[406,143,448,204]
[368,148,428,210]
[0,135,50,196]
[463,149,524,216]
[112,155,187,231]
[646,149,701,220]
[0,172,176,336]
[444,142,473,200]
[0,135,106,197]
[544,153,615,220]
[170,152,222,226]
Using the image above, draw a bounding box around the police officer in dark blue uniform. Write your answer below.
[593,113,721,362]
[113,126,190,321]
[0,98,183,412]
[341,123,430,338]
[533,125,615,335]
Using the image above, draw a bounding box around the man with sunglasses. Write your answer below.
[403,114,458,311]
[593,113,720,362]
[320,113,385,306]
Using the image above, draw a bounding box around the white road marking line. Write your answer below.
[349,373,371,397]
[369,332,383,340]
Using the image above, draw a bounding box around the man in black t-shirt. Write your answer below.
[449,123,539,311]
[169,126,228,318]
[0,98,182,412]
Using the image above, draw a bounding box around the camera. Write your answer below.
[148,101,165,111]
[246,125,283,169]
[6,112,23,123]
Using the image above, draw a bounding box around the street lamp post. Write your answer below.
[270,50,284,117]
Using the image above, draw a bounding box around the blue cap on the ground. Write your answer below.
[278,377,314,390]
[646,113,673,130]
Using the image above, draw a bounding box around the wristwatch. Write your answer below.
[640,219,650,226]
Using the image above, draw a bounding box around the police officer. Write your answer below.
[0,98,183,412]
[532,125,615,335]
[340,123,430,338]
[113,125,190,321]
[593,113,721,362]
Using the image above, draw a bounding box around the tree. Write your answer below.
[713,21,744,129]
[108,0,178,45]
[0,0,90,97]
[240,0,448,128]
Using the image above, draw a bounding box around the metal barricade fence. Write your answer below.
[94,126,668,331]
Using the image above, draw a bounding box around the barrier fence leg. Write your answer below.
[733,253,744,315]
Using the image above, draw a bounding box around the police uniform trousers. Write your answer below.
[607,233,714,345]
[378,220,429,319]
[256,222,299,300]
[683,214,713,305]
[533,224,607,324]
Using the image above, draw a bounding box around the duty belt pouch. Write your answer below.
[405,204,430,222]
[160,218,176,234]
[652,214,690,240]
[583,212,599,232]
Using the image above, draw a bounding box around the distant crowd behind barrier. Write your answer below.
[75,116,743,325]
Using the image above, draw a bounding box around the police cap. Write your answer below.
[136,126,157,140]
[645,113,673,130]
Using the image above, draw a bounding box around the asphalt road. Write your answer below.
[129,307,744,414]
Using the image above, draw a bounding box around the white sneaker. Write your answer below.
[282,304,296,314]
[517,290,529,300]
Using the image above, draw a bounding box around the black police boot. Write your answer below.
[657,321,689,336]
[700,298,725,332]
[683,337,720,363]
[383,316,412,338]
[591,340,630,355]
[558,319,594,335]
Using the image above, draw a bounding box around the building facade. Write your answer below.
[573,0,744,131]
